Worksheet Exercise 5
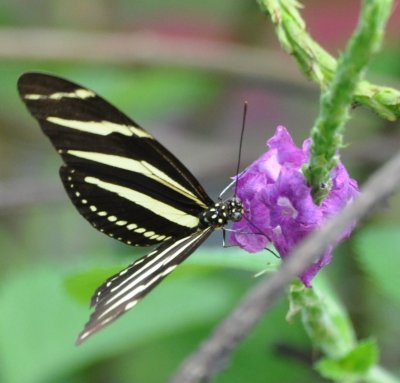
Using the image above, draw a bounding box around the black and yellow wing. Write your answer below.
[18,72,227,343]
[77,227,213,344]
[18,72,213,246]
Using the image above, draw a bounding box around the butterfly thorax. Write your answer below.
[199,198,243,229]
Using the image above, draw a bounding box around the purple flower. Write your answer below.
[230,126,359,286]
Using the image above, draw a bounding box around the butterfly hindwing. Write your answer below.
[76,227,213,344]
[18,72,213,245]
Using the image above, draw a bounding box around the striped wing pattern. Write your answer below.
[18,72,213,246]
[18,72,218,343]
[77,227,213,344]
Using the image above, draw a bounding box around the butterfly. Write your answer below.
[18,72,244,344]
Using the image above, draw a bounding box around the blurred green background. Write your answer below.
[0,1,400,382]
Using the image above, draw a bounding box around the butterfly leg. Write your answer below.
[221,228,238,248]
[222,227,227,247]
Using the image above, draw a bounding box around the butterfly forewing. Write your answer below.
[18,73,213,245]
[76,227,213,344]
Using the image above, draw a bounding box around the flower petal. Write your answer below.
[231,126,359,286]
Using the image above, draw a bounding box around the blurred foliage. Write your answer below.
[316,339,379,381]
[355,224,400,304]
[0,0,400,382]
[0,252,315,383]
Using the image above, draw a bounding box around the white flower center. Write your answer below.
[277,196,298,219]
[272,225,282,236]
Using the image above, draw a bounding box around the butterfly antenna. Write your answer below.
[218,101,248,200]
[234,101,248,198]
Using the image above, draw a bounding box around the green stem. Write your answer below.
[305,0,393,202]
[287,280,356,358]
[257,0,400,122]
[288,280,400,383]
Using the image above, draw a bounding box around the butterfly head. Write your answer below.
[199,198,243,229]
[228,197,244,222]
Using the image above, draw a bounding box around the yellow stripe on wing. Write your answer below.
[24,89,96,100]
[68,150,207,208]
[46,117,153,138]
[84,176,200,228]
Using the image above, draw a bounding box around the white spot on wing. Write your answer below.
[124,300,138,311]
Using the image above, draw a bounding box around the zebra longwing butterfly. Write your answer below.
[18,73,244,344]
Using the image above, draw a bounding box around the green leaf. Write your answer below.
[64,265,124,305]
[354,225,400,303]
[315,339,379,381]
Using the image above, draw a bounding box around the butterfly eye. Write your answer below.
[232,211,243,222]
